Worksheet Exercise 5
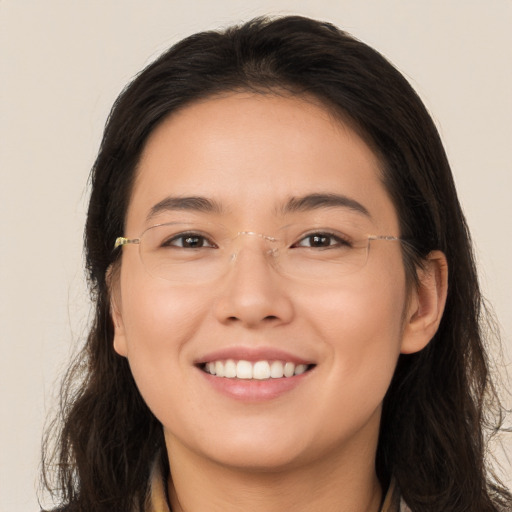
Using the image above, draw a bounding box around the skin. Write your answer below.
[111,93,448,512]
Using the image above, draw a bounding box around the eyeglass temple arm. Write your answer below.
[114,237,140,249]
[368,235,401,242]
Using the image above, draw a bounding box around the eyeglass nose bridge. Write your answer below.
[228,230,281,264]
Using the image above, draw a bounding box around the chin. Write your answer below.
[209,443,308,473]
[165,419,314,473]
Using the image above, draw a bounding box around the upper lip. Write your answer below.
[195,346,315,365]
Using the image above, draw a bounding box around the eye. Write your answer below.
[163,233,216,249]
[293,232,351,249]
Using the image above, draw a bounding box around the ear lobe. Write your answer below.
[106,264,128,358]
[401,250,448,354]
[111,300,128,358]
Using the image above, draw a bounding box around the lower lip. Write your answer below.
[199,368,312,402]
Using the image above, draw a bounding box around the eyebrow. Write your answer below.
[146,196,224,222]
[146,192,371,222]
[281,193,371,217]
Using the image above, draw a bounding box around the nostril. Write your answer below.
[225,314,279,322]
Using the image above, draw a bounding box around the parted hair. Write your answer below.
[42,15,511,512]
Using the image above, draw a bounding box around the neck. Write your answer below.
[165,435,382,512]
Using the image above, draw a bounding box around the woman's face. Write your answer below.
[112,93,419,471]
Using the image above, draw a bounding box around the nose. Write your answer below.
[213,240,295,328]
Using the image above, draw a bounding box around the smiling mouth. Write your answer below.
[200,360,315,380]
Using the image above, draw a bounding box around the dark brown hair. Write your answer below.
[42,15,511,511]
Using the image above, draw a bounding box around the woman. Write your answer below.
[42,15,511,512]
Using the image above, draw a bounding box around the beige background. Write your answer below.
[1,1,511,510]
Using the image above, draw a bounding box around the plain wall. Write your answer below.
[1,1,511,510]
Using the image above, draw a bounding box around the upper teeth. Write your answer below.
[204,360,308,380]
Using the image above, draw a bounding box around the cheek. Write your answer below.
[119,249,206,348]
[304,267,406,339]
[300,268,407,406]
[118,274,208,409]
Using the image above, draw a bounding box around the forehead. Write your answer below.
[126,93,398,233]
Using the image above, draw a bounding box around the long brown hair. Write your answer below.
[42,16,511,511]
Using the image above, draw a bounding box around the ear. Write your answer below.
[106,264,128,357]
[400,250,448,354]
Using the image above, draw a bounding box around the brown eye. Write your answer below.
[308,234,331,247]
[164,233,216,249]
[294,232,350,249]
